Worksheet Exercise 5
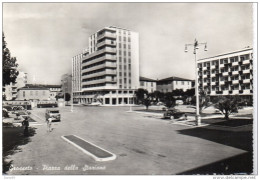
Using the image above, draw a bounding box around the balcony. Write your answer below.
[243,60,250,64]
[231,61,239,66]
[220,81,225,85]
[82,62,116,73]
[243,69,250,74]
[223,90,229,95]
[83,47,116,60]
[203,74,208,78]
[82,55,116,66]
[232,71,239,75]
[232,90,239,94]
[232,80,239,84]
[243,79,251,84]
[220,64,225,68]
[82,69,116,79]
[211,73,216,77]
[211,81,216,85]
[243,89,252,94]
[223,72,229,76]
[202,66,207,70]
[82,77,116,86]
[97,40,116,48]
[97,32,116,40]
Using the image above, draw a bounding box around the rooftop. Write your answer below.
[158,76,193,82]
[140,76,157,82]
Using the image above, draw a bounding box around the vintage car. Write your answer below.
[45,109,61,122]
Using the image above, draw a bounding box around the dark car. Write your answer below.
[163,108,186,120]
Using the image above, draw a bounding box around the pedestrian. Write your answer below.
[22,117,29,136]
[47,117,53,132]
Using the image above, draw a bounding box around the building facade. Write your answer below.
[16,87,50,101]
[156,76,193,93]
[4,72,28,100]
[139,76,157,93]
[197,48,253,100]
[72,26,139,105]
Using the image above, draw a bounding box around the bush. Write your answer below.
[3,110,9,118]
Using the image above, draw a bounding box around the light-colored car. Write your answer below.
[45,109,61,122]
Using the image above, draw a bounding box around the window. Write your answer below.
[123,44,126,49]
[140,81,144,86]
[128,45,131,49]
[181,81,184,85]
[128,52,131,56]
[128,37,131,42]
[123,37,126,41]
[176,81,178,85]
[119,43,121,48]
[23,91,25,97]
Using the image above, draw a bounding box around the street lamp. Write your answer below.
[185,39,207,126]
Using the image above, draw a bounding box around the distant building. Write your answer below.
[16,84,61,101]
[139,76,157,93]
[4,72,28,100]
[197,47,253,101]
[16,87,50,101]
[156,76,193,93]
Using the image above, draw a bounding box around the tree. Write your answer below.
[143,97,152,110]
[215,95,240,120]
[135,88,148,104]
[163,92,176,109]
[172,89,184,97]
[184,88,195,97]
[3,33,19,87]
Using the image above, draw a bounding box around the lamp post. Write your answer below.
[185,39,207,126]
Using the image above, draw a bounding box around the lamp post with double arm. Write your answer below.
[185,39,207,126]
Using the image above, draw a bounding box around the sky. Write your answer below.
[3,3,254,84]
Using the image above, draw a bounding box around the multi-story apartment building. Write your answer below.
[197,47,253,101]
[72,26,139,105]
[4,72,28,100]
[139,76,157,93]
[156,76,193,93]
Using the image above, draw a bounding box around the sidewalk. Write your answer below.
[129,109,252,132]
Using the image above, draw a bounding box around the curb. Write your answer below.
[61,135,116,162]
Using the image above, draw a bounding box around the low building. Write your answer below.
[16,84,61,101]
[16,87,50,101]
[139,76,157,93]
[156,76,193,93]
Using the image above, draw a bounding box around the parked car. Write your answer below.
[163,108,186,120]
[45,109,61,122]
[176,100,184,105]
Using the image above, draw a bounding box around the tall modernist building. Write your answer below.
[197,47,253,101]
[72,26,139,105]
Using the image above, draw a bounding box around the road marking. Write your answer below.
[61,135,116,162]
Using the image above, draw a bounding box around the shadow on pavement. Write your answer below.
[2,125,36,174]
[176,127,253,174]
[177,152,253,175]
